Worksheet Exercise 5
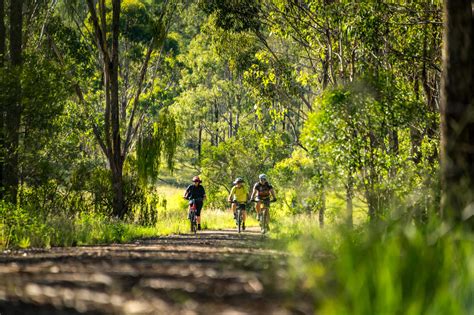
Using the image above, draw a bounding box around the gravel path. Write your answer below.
[0,228,304,315]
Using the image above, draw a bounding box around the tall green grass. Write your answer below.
[271,216,474,315]
[0,183,259,249]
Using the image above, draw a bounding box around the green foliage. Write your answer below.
[271,217,474,315]
[198,0,261,33]
[271,149,322,215]
[136,109,180,184]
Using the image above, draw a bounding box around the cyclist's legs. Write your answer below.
[231,202,237,214]
[255,200,262,214]
[195,200,203,224]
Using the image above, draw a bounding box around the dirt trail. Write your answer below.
[0,228,304,315]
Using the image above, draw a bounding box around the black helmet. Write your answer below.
[233,177,244,185]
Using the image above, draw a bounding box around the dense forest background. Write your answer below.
[3,1,474,313]
[0,0,445,228]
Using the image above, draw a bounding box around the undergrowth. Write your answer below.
[270,215,474,315]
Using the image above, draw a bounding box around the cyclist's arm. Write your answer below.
[270,188,277,200]
[250,187,257,200]
[227,186,235,202]
[183,187,190,199]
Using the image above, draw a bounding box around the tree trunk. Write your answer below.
[197,124,202,160]
[366,189,378,222]
[87,0,126,218]
[411,77,423,164]
[0,0,4,66]
[228,110,233,138]
[4,0,23,202]
[110,0,125,218]
[319,190,325,228]
[0,0,5,197]
[440,0,473,224]
[214,101,219,146]
[346,173,353,227]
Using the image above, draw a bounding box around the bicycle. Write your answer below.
[188,200,198,234]
[231,201,247,233]
[187,198,203,234]
[254,199,275,234]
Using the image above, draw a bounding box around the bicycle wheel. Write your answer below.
[261,208,268,234]
[237,208,242,233]
[190,212,196,234]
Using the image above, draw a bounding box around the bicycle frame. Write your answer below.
[188,201,197,234]
[232,202,246,233]
[256,199,272,234]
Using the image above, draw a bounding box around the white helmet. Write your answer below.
[259,174,267,181]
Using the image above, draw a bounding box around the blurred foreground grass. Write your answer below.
[269,215,474,315]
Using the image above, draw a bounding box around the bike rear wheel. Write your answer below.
[190,212,197,234]
[260,208,269,234]
[237,208,242,233]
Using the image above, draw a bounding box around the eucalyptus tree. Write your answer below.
[0,0,70,202]
[200,0,443,223]
[51,0,181,218]
[2,0,23,201]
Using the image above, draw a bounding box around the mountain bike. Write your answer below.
[254,199,275,234]
[231,201,246,233]
[187,198,203,234]
[188,200,197,234]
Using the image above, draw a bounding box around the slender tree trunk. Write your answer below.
[235,112,240,135]
[87,0,126,218]
[0,0,5,197]
[366,188,378,222]
[319,190,325,228]
[0,0,4,66]
[110,0,125,218]
[346,173,353,227]
[367,131,380,222]
[411,77,423,164]
[440,0,473,224]
[214,101,219,146]
[228,110,232,138]
[197,124,202,160]
[5,0,23,202]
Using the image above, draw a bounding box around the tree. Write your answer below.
[440,0,474,225]
[77,0,179,219]
[3,0,23,201]
[0,0,5,195]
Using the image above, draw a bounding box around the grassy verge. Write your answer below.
[0,183,259,250]
[268,215,474,315]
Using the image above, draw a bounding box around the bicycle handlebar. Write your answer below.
[250,198,277,203]
[187,197,204,202]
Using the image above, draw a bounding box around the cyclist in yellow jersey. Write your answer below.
[227,177,249,229]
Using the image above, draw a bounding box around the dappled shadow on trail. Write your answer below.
[0,228,306,314]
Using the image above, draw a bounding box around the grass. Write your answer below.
[0,183,260,250]
[268,215,474,315]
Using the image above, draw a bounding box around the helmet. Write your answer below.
[233,177,244,185]
[259,174,267,181]
[192,176,202,183]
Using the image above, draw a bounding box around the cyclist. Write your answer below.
[184,176,206,231]
[227,177,249,230]
[250,174,276,221]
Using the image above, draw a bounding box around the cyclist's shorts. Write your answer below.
[256,198,271,207]
[233,201,246,210]
[194,200,203,216]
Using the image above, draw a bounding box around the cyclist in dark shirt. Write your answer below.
[250,174,276,220]
[184,176,206,230]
